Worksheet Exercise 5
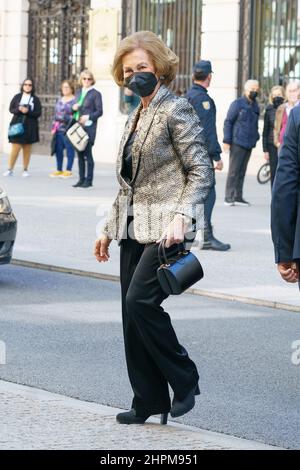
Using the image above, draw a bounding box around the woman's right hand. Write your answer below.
[264,152,269,161]
[94,235,111,262]
[72,103,79,111]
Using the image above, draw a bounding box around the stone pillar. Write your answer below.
[0,0,29,157]
[88,0,126,163]
[201,0,241,128]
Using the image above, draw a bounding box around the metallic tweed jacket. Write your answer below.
[102,85,214,244]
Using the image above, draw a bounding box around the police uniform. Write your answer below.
[185,60,230,251]
[185,83,221,164]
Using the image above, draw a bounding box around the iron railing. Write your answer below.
[239,0,300,100]
[27,0,90,147]
[122,0,202,96]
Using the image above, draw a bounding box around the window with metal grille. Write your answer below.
[27,0,90,148]
[122,0,202,97]
[239,0,300,100]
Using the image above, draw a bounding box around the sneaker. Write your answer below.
[224,198,235,206]
[61,170,73,178]
[49,171,63,178]
[235,198,250,206]
[22,170,30,178]
[3,169,13,177]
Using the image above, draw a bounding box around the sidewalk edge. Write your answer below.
[11,258,300,312]
[0,379,284,450]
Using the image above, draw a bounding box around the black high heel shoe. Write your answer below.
[116,409,168,425]
[170,383,200,418]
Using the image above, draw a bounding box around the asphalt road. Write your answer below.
[0,264,300,449]
[1,155,299,307]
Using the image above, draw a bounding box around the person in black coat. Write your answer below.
[262,86,285,187]
[4,78,42,178]
[271,106,300,286]
[72,70,103,188]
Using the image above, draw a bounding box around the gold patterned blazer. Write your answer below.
[102,85,214,244]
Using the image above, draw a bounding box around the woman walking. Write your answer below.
[94,31,214,425]
[50,80,76,178]
[72,70,103,188]
[4,78,41,177]
[262,85,285,187]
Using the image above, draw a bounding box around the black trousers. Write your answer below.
[267,144,278,188]
[204,184,216,229]
[77,142,94,184]
[120,227,199,416]
[225,143,252,200]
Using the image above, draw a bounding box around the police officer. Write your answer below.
[185,60,231,251]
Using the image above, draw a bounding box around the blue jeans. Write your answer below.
[55,132,75,171]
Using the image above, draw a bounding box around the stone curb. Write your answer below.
[11,258,300,313]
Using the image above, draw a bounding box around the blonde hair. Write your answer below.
[112,31,179,86]
[79,69,95,87]
[268,85,285,104]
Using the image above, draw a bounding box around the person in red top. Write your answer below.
[274,80,300,148]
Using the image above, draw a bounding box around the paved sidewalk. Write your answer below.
[0,380,281,450]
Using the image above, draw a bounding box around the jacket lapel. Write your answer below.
[117,85,170,187]
[130,86,170,183]
[116,104,142,186]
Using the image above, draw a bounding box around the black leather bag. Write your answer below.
[157,239,204,295]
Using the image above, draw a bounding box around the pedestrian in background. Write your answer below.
[185,60,230,251]
[223,79,260,206]
[274,80,300,149]
[3,78,42,178]
[271,106,300,287]
[50,80,76,178]
[262,85,285,188]
[72,70,103,188]
[95,31,214,425]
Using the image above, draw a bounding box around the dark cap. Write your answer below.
[193,60,213,75]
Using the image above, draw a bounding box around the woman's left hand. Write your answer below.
[156,214,188,248]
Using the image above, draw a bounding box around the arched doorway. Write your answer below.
[27,0,91,150]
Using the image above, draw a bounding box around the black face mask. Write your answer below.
[124,72,158,97]
[272,96,284,108]
[249,91,258,101]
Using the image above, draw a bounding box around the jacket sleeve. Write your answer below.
[223,100,240,144]
[205,104,222,161]
[271,108,300,262]
[9,95,21,115]
[90,91,103,122]
[262,108,270,152]
[168,99,214,222]
[101,189,122,239]
[27,96,42,118]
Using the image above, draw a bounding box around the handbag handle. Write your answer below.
[158,238,185,267]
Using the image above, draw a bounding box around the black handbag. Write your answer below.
[157,239,204,295]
